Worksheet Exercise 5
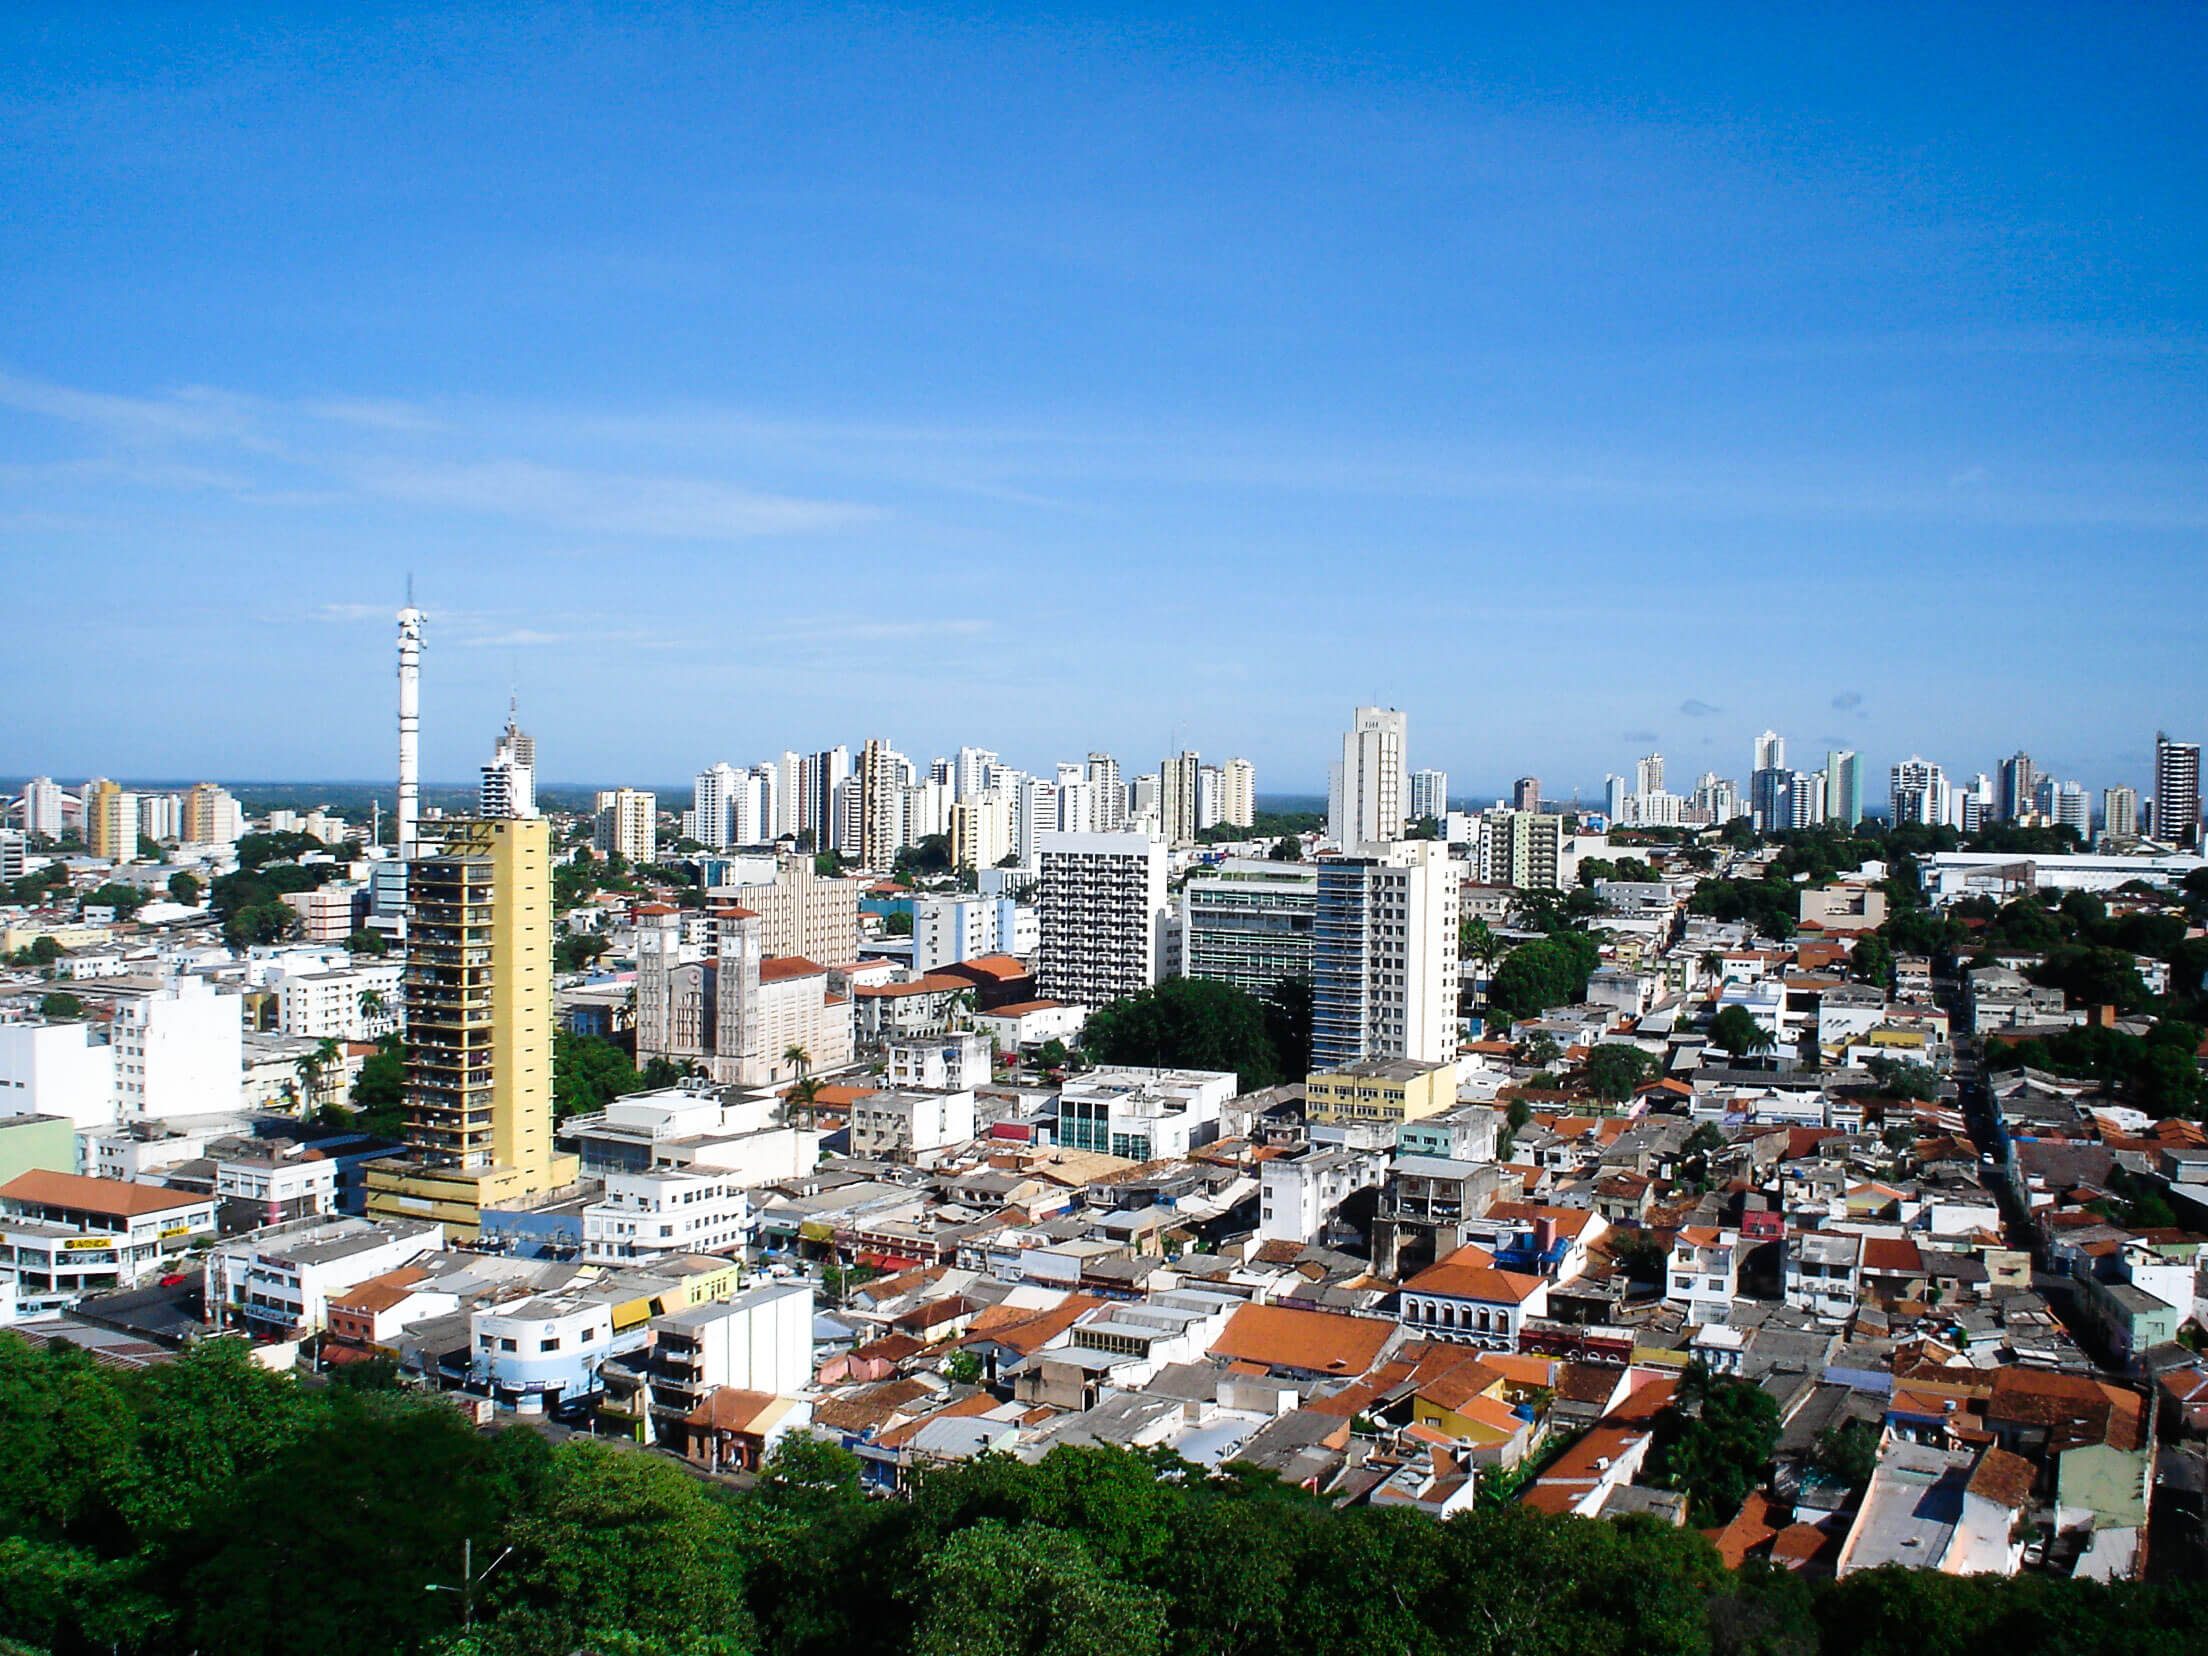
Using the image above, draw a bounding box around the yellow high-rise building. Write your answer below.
[366,816,577,1239]
[83,778,135,861]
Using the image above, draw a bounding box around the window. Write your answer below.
[540,1337,562,1352]
[499,1337,518,1352]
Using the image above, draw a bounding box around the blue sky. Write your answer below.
[3,3,2203,798]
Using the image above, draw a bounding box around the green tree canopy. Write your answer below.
[1082,976,1285,1090]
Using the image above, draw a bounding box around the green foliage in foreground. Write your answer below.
[1,1334,2205,1656]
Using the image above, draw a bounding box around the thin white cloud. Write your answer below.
[341,456,878,540]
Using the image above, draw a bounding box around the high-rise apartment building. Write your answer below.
[2156,732,2201,847]
[1085,753,1125,831]
[1220,758,1256,829]
[1311,841,1460,1069]
[1159,750,1202,845]
[366,817,578,1239]
[180,783,243,846]
[82,779,138,861]
[1754,731,1785,774]
[1511,777,1541,813]
[1327,706,1408,851]
[712,854,860,963]
[1035,831,1168,1009]
[20,777,64,840]
[949,791,1015,871]
[1409,769,1447,824]
[479,704,537,819]
[137,793,180,844]
[1889,757,1950,828]
[1635,754,1665,797]
[2050,782,2090,836]
[1481,811,1566,891]
[1997,752,2036,824]
[593,789,657,864]
[2102,785,2139,842]
[1181,859,1317,996]
[859,738,908,870]
[1823,751,1862,827]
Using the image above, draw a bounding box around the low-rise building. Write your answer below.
[581,1167,751,1265]
[1305,1058,1455,1128]
[848,1089,977,1161]
[205,1214,442,1336]
[0,1170,219,1313]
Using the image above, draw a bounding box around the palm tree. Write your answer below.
[782,1044,812,1082]
[358,987,386,1032]
[787,1075,824,1131]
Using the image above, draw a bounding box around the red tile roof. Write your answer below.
[1209,1304,1395,1377]
[758,956,827,982]
[0,1170,207,1219]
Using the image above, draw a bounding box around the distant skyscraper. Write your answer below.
[593,789,656,864]
[2156,732,2200,847]
[2102,785,2139,841]
[82,778,137,861]
[1220,758,1256,829]
[954,746,998,802]
[1997,752,2036,824]
[1889,757,1950,827]
[1409,769,1447,824]
[1327,706,1408,850]
[479,701,536,819]
[1512,777,1542,813]
[691,763,740,848]
[859,738,908,869]
[1086,753,1125,831]
[1634,754,1665,797]
[1823,751,1862,827]
[19,777,63,840]
[1604,775,1629,825]
[2050,782,2089,836]
[1159,750,1203,845]
[1754,730,1785,773]
[182,782,243,846]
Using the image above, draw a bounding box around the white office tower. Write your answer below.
[1635,753,1665,796]
[1221,758,1256,829]
[1035,831,1169,1009]
[1409,769,1447,825]
[396,606,424,855]
[479,701,537,818]
[19,777,64,840]
[1086,753,1126,830]
[594,789,657,863]
[1197,765,1223,831]
[1159,750,1202,845]
[1889,757,1951,827]
[1754,730,1785,773]
[1311,841,1460,1069]
[1327,706,1408,851]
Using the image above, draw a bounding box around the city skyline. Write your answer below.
[2,7,2202,789]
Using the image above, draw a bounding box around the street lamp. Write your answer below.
[425,1537,513,1629]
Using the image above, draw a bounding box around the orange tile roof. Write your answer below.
[957,1294,1111,1356]
[1209,1304,1395,1377]
[758,955,828,982]
[328,1265,430,1313]
[0,1170,207,1218]
[1519,1424,1647,1515]
[947,955,1028,980]
[1401,1251,1546,1304]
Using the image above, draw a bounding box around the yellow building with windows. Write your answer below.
[367,817,578,1239]
[1304,1057,1455,1126]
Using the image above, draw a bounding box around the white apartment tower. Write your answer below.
[1328,706,1408,851]
[1034,830,1169,1009]
[20,777,64,840]
[1220,758,1256,829]
[594,789,657,863]
[1311,841,1460,1069]
[1409,769,1447,825]
[1086,753,1125,830]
